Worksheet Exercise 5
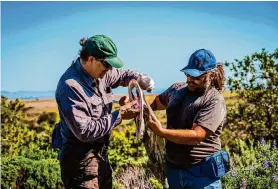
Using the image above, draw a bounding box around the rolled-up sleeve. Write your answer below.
[56,82,122,143]
[105,68,140,88]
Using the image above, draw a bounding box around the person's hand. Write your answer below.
[119,95,139,106]
[119,95,130,106]
[137,74,155,92]
[120,100,140,120]
[147,114,163,135]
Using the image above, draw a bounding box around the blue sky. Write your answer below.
[1,1,278,92]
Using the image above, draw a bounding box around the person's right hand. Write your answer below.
[119,95,129,106]
[120,100,140,120]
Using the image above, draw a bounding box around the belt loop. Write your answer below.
[85,149,95,157]
[99,145,108,159]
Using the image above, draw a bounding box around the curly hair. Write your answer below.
[209,63,226,93]
[79,37,90,61]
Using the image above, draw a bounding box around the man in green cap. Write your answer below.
[54,34,155,189]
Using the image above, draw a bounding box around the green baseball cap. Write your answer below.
[83,35,124,68]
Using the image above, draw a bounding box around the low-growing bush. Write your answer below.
[113,166,163,189]
[37,112,58,125]
[109,124,148,168]
[222,139,278,189]
[1,156,62,189]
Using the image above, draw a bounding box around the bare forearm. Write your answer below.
[150,96,166,111]
[150,100,158,111]
[158,128,200,145]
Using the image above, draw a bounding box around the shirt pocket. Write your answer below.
[104,87,113,114]
[105,87,113,103]
[88,95,103,118]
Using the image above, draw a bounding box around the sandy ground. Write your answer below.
[22,93,157,117]
[23,94,128,116]
[22,90,234,118]
[21,91,234,122]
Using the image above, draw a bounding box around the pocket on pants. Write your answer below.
[80,153,99,180]
[60,152,100,189]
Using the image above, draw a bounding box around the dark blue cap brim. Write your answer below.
[180,68,207,77]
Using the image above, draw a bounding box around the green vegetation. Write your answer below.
[1,96,60,189]
[1,49,277,188]
[222,48,278,151]
[1,156,62,189]
[109,124,148,168]
[221,139,278,189]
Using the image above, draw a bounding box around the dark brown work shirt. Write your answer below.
[159,82,227,168]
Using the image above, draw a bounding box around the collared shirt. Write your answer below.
[159,82,227,167]
[55,58,140,145]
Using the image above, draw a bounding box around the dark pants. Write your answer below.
[60,152,112,189]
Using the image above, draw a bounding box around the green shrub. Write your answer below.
[1,96,57,158]
[109,124,148,168]
[37,112,58,125]
[1,96,35,156]
[149,177,163,189]
[1,96,60,188]
[1,156,62,189]
[19,146,58,160]
[224,49,278,148]
[222,139,278,189]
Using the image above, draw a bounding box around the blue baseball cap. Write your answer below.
[180,49,216,77]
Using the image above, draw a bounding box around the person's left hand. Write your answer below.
[119,95,139,107]
[137,74,155,92]
[120,100,140,120]
[147,114,163,135]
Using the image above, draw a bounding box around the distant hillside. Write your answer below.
[1,91,55,100]
[1,88,166,100]
[112,87,166,95]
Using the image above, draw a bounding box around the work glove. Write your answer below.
[137,74,155,92]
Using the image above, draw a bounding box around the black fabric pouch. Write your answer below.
[51,122,63,149]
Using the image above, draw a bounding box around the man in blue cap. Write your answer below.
[54,34,155,189]
[146,49,228,188]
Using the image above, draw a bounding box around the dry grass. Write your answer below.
[114,166,157,189]
[222,91,239,106]
[23,98,59,119]
[21,91,236,118]
[222,90,237,98]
